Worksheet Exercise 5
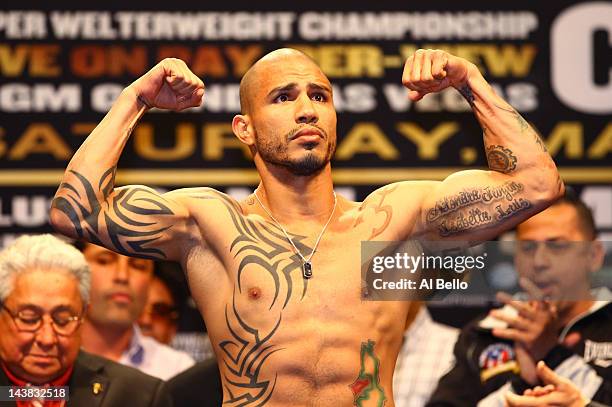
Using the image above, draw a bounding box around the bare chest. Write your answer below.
[183,205,408,405]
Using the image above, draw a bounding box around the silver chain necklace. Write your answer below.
[253,188,337,279]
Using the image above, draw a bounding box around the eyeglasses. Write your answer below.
[146,303,178,321]
[0,303,83,336]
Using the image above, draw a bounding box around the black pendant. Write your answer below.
[302,261,313,279]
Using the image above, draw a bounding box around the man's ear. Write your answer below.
[588,239,605,274]
[232,115,254,146]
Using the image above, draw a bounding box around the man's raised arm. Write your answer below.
[404,49,564,241]
[50,59,205,260]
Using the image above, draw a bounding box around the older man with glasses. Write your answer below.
[0,234,172,407]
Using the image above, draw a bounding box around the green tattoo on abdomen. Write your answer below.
[349,340,387,407]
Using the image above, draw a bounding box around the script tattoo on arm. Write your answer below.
[425,181,531,237]
[51,166,175,259]
[486,145,517,174]
[193,190,312,405]
[349,340,387,407]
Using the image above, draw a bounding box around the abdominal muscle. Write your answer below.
[209,284,403,407]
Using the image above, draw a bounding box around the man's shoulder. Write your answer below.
[166,187,246,217]
[363,181,437,203]
[71,351,171,407]
[456,310,496,338]
[165,187,228,202]
[76,351,164,384]
[166,359,223,407]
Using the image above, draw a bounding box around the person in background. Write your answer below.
[78,242,194,380]
[393,302,459,406]
[138,262,216,362]
[427,191,612,406]
[505,361,608,407]
[138,271,180,345]
[0,234,172,406]
[167,358,223,407]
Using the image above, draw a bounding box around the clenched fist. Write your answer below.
[128,58,205,111]
[402,49,477,101]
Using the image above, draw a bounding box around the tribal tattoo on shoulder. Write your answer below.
[51,166,174,259]
[193,189,312,406]
[425,181,531,237]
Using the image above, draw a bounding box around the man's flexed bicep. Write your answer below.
[50,58,204,260]
[416,170,558,242]
[51,176,191,260]
[401,49,564,242]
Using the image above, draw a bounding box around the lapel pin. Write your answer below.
[93,382,103,395]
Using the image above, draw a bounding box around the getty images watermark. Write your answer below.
[370,250,487,291]
[360,240,612,303]
[361,240,486,301]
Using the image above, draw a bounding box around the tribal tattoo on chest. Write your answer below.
[191,190,315,406]
[53,170,392,405]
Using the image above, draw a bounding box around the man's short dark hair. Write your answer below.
[553,186,597,240]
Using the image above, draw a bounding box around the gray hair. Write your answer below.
[0,234,90,304]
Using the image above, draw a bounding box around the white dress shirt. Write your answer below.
[393,308,459,407]
[119,324,195,380]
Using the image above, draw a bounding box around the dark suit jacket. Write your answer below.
[0,351,172,407]
[167,358,222,407]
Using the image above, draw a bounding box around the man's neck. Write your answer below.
[560,299,595,326]
[80,319,134,362]
[255,163,336,222]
